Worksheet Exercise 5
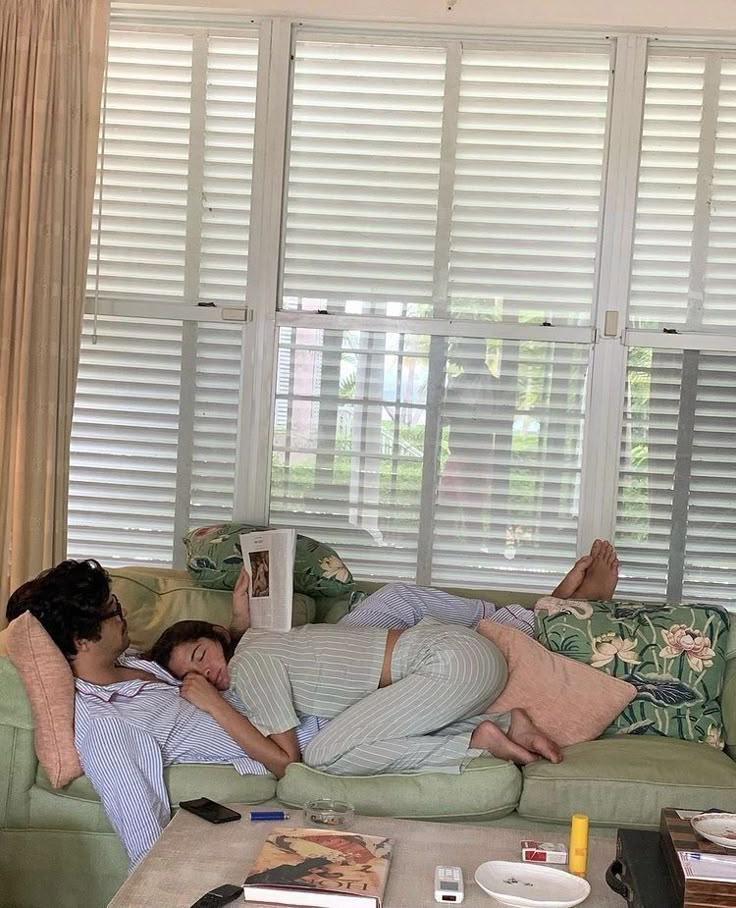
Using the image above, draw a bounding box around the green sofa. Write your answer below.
[1,567,735,908]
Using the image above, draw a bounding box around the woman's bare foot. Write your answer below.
[470,720,539,765]
[508,709,563,764]
[551,555,593,599]
[573,540,619,600]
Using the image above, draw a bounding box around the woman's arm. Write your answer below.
[180,674,299,778]
[229,567,251,643]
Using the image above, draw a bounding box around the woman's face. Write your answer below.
[167,636,230,690]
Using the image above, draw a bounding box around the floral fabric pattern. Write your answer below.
[182,523,354,597]
[535,598,729,747]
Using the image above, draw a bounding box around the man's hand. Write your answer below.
[180,673,224,716]
[230,566,251,641]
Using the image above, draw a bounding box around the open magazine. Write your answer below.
[240,528,296,632]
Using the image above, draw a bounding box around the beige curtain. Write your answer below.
[0,0,110,622]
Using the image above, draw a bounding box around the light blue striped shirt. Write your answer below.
[74,654,323,871]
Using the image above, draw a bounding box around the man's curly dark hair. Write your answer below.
[6,559,112,658]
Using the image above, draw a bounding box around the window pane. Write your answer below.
[630,52,736,330]
[69,317,183,564]
[616,347,736,603]
[450,48,610,324]
[282,40,445,319]
[270,327,588,590]
[68,316,242,565]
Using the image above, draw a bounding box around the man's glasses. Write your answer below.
[104,594,124,621]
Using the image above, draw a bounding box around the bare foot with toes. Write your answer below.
[470,720,539,765]
[573,539,619,600]
[508,709,563,764]
[551,554,593,599]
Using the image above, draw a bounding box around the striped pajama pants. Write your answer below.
[339,581,535,638]
[302,623,510,776]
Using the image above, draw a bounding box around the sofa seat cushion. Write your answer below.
[276,756,522,821]
[518,737,736,828]
[31,763,277,832]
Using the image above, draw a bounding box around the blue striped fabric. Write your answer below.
[74,655,323,870]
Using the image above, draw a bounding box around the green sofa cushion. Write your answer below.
[109,567,315,652]
[182,523,355,597]
[32,762,277,832]
[536,598,729,747]
[276,756,522,821]
[519,737,736,827]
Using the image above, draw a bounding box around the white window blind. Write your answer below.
[617,48,736,604]
[69,22,258,565]
[273,36,606,586]
[629,51,736,329]
[616,348,736,603]
[450,48,610,324]
[282,40,446,318]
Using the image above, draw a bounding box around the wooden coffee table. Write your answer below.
[107,802,621,907]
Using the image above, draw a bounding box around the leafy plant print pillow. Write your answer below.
[534,598,729,748]
[183,523,354,597]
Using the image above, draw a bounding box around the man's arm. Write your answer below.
[78,718,169,871]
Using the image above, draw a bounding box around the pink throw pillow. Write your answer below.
[478,620,636,748]
[5,612,82,787]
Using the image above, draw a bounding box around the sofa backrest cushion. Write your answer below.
[478,620,636,747]
[535,596,729,748]
[182,523,354,597]
[5,612,83,788]
[110,568,316,652]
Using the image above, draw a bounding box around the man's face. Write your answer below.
[80,593,129,657]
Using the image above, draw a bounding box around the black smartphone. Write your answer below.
[179,798,242,824]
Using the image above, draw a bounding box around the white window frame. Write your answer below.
[82,7,736,590]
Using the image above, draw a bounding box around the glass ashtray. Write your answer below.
[303,798,355,829]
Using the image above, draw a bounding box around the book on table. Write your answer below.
[242,826,393,908]
[239,528,296,632]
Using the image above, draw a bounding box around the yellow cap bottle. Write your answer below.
[568,813,589,877]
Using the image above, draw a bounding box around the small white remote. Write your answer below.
[434,865,464,903]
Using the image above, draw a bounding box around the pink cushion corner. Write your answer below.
[5,612,82,788]
[478,619,636,748]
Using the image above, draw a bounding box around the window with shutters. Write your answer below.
[69,12,736,603]
[615,49,736,603]
[68,20,258,565]
[271,36,607,588]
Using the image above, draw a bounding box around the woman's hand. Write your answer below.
[180,673,224,716]
[229,566,251,641]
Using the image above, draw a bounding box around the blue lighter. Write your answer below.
[249,810,290,821]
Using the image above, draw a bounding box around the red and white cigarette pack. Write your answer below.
[520,840,568,864]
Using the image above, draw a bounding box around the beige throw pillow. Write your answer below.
[478,620,637,747]
[5,612,82,787]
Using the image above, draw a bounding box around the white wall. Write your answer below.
[144,0,736,34]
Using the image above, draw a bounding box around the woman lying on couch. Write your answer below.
[150,541,620,778]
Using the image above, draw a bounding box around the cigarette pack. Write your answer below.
[521,840,568,864]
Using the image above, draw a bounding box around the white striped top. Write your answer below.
[230,624,389,735]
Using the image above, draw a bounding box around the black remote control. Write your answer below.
[189,883,243,907]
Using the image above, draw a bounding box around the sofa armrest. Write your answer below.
[0,657,37,828]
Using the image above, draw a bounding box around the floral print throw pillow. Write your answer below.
[183,523,354,597]
[534,598,729,748]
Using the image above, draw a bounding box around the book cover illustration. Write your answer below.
[244,827,393,903]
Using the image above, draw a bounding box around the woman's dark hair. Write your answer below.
[6,559,111,658]
[144,620,234,672]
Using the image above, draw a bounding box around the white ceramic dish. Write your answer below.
[474,861,590,908]
[692,813,736,849]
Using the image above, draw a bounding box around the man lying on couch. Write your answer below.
[5,541,619,870]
